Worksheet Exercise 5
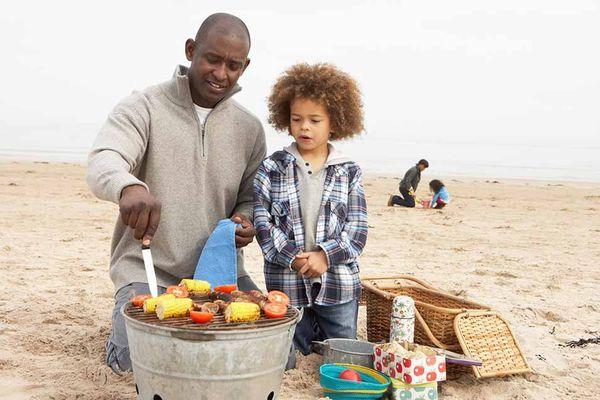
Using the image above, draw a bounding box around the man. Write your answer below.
[388,159,429,207]
[86,13,266,373]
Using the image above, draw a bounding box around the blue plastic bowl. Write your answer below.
[320,363,391,400]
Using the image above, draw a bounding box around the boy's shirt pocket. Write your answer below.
[271,200,292,234]
[326,200,348,238]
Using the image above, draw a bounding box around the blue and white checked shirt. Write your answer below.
[253,149,368,307]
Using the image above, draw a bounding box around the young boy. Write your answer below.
[253,63,367,368]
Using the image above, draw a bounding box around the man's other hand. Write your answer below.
[231,213,256,248]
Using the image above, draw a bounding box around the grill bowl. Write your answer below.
[122,301,301,400]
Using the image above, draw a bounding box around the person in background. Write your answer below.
[387,159,429,207]
[428,179,450,209]
[254,63,367,369]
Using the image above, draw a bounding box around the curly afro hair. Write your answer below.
[267,63,364,140]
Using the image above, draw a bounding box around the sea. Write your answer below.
[1,123,598,182]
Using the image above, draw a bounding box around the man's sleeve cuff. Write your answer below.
[232,203,254,222]
[111,174,149,203]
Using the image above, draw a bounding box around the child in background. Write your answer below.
[428,179,450,209]
[253,63,367,369]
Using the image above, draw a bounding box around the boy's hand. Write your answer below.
[298,250,329,278]
[291,254,308,271]
[231,213,256,248]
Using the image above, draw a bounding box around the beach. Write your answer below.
[1,161,599,399]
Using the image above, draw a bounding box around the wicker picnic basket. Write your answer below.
[362,275,490,351]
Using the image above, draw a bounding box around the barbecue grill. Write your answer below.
[122,298,301,400]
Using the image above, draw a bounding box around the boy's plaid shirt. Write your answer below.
[253,150,368,307]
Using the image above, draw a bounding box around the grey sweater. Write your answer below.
[399,165,421,192]
[87,65,266,292]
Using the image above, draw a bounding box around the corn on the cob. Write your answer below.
[179,279,211,295]
[143,294,175,313]
[156,298,193,320]
[224,302,260,323]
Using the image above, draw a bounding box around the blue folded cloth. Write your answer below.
[193,219,238,287]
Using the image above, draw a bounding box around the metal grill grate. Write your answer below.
[124,297,300,332]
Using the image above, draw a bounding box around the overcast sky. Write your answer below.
[1,0,599,172]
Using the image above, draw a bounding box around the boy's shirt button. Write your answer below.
[308,171,312,175]
[305,163,310,166]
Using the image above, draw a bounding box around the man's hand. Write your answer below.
[231,213,256,248]
[119,185,161,245]
[297,250,329,278]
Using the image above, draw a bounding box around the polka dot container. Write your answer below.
[373,344,446,385]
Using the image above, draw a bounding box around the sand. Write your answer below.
[1,161,599,399]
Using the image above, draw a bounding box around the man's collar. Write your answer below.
[162,65,241,108]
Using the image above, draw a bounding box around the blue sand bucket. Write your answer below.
[320,363,391,400]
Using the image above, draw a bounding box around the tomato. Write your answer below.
[131,294,151,307]
[189,311,214,324]
[214,284,237,294]
[263,302,287,319]
[267,291,290,307]
[166,285,189,298]
[339,369,362,382]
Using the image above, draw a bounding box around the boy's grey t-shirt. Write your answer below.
[284,143,352,284]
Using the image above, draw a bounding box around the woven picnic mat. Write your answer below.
[454,311,531,378]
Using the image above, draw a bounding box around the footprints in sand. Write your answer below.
[473,269,519,279]
[0,378,45,399]
[0,358,18,371]
[18,325,110,358]
[537,310,567,323]
[472,268,522,288]
[496,271,518,279]
[369,251,390,258]
[512,306,568,323]
[577,303,600,313]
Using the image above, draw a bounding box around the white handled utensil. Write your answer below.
[141,244,158,298]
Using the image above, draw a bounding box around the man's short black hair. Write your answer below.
[195,13,251,49]
[418,159,429,168]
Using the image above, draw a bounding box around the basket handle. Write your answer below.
[414,308,462,351]
[362,275,445,293]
